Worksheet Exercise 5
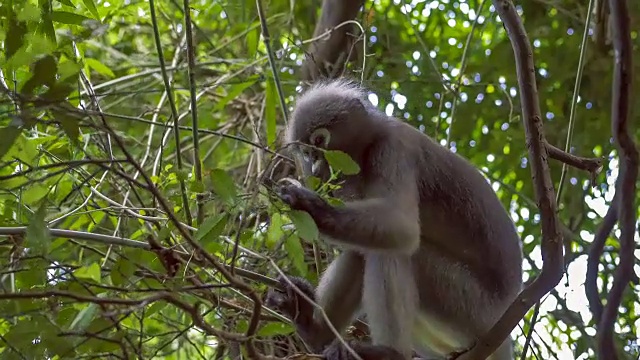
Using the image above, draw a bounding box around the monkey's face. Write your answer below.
[291,127,332,183]
[286,89,371,183]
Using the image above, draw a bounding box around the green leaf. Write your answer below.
[0,124,22,160]
[213,77,258,111]
[266,213,284,248]
[324,150,361,175]
[289,210,318,241]
[210,169,237,205]
[264,78,277,147]
[257,322,294,336]
[195,213,226,241]
[82,0,101,19]
[23,184,49,205]
[246,26,259,59]
[70,302,99,331]
[111,258,135,286]
[73,263,102,283]
[17,3,41,22]
[195,214,227,254]
[285,234,307,276]
[56,0,76,7]
[58,113,80,145]
[25,204,50,255]
[51,11,91,25]
[6,12,28,60]
[146,301,167,316]
[85,58,114,78]
[21,55,57,95]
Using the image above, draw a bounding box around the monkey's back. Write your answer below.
[389,121,520,290]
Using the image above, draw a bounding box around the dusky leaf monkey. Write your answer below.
[265,79,523,360]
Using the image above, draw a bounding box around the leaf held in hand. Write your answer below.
[324,150,360,175]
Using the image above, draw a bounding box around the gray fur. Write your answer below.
[281,78,523,360]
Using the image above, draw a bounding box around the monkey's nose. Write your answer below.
[311,159,323,177]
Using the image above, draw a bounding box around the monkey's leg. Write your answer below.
[322,255,416,360]
[361,255,418,360]
[266,251,364,352]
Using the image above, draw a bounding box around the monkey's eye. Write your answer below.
[309,128,330,148]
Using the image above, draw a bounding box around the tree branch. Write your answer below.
[585,194,618,323]
[0,226,279,288]
[456,1,564,358]
[597,0,638,357]
[546,143,603,179]
[300,0,365,81]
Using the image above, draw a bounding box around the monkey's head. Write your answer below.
[285,79,376,181]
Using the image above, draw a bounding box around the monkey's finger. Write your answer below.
[277,177,303,188]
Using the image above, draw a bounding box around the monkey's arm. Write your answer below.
[279,169,420,254]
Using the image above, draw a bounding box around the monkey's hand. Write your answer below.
[277,178,331,215]
[265,275,317,340]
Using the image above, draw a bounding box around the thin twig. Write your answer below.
[148,0,192,226]
[555,0,596,202]
[182,0,205,226]
[256,0,289,126]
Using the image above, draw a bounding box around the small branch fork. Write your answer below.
[457,0,566,358]
[590,0,639,358]
[546,143,603,181]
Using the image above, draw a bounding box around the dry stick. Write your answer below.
[456,1,564,359]
[597,0,638,357]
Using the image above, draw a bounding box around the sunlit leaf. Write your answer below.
[17,3,41,22]
[73,263,102,283]
[285,234,307,276]
[246,26,259,59]
[51,11,91,25]
[82,0,101,19]
[23,184,49,205]
[85,58,115,78]
[289,210,319,242]
[257,322,294,336]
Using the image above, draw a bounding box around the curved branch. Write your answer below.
[546,143,603,179]
[300,0,365,81]
[585,195,618,323]
[456,0,564,358]
[597,0,638,357]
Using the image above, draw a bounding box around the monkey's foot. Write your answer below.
[324,341,406,360]
[265,275,316,330]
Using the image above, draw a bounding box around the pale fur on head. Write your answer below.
[285,78,368,144]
